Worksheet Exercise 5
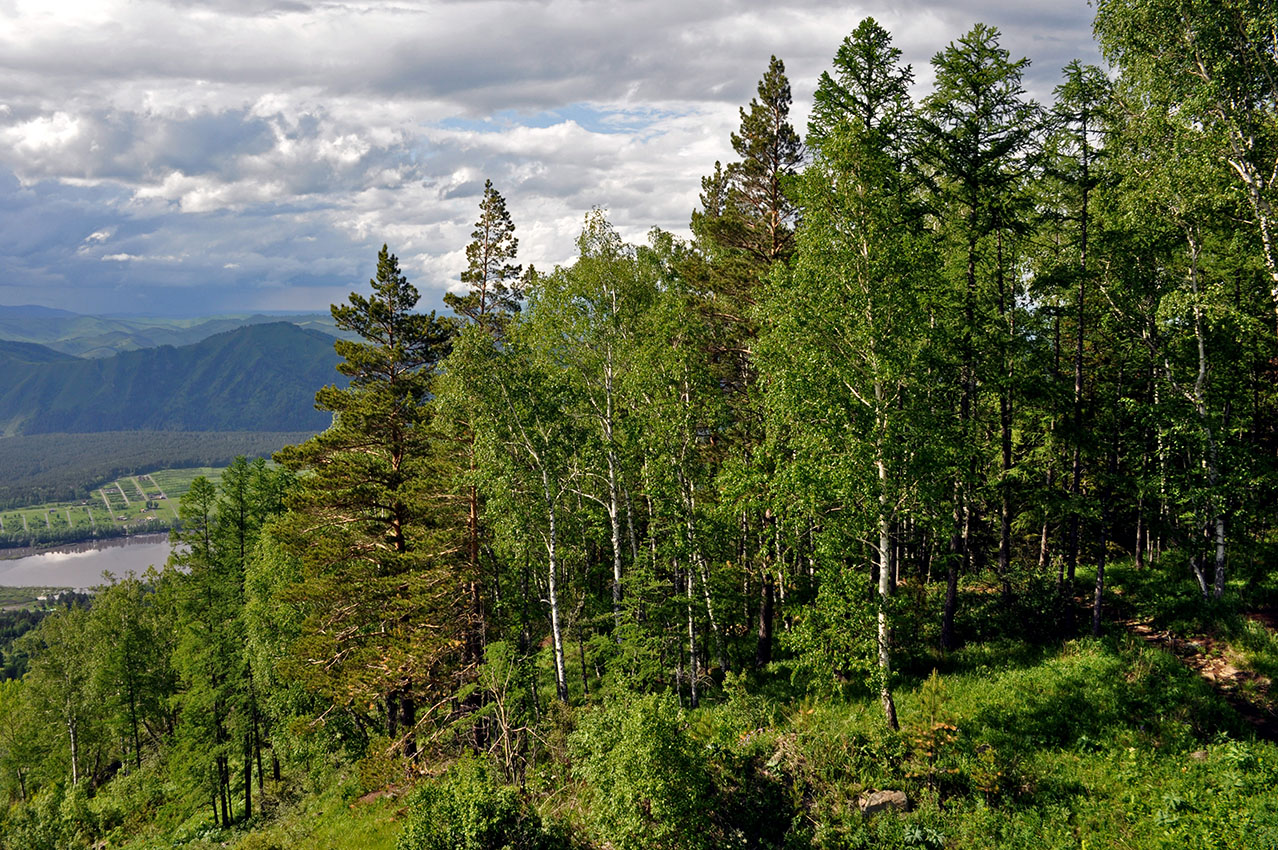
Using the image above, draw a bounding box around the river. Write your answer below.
[0,534,174,588]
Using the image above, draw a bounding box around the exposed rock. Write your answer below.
[858,789,908,815]
[1190,750,1208,761]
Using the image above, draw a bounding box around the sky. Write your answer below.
[0,0,1102,317]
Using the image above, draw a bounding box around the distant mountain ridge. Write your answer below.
[0,322,344,435]
[0,306,342,358]
[0,305,79,318]
[0,340,79,365]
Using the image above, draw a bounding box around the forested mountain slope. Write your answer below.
[0,340,79,365]
[0,322,343,435]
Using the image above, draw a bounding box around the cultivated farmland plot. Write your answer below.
[0,466,229,549]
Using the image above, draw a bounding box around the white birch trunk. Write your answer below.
[541,468,568,701]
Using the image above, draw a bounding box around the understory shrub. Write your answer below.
[396,755,566,850]
[570,692,714,850]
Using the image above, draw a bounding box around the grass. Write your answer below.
[86,626,1277,850]
[750,635,1278,849]
[148,467,224,502]
[0,586,63,608]
[119,477,146,501]
[14,558,1276,850]
[107,770,402,850]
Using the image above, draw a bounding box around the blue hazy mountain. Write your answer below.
[0,322,344,435]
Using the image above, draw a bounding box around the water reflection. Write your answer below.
[0,535,173,588]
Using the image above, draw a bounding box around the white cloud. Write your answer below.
[5,112,82,154]
[0,0,1101,314]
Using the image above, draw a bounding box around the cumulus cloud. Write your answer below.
[0,0,1101,314]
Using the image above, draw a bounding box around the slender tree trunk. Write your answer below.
[1186,229,1227,600]
[623,484,640,562]
[400,690,418,761]
[755,571,774,668]
[219,756,230,826]
[1092,532,1107,637]
[127,673,141,770]
[469,440,487,659]
[67,717,79,787]
[686,563,699,709]
[875,411,899,730]
[996,228,1014,600]
[604,359,625,635]
[543,470,568,701]
[607,453,623,635]
[1093,412,1119,637]
[1135,489,1146,568]
[1223,148,1278,335]
[243,733,252,822]
[680,470,726,673]
[577,615,590,698]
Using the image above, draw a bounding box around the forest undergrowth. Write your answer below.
[36,565,1269,850]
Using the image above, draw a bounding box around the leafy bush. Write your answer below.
[693,675,797,848]
[0,783,97,850]
[396,756,566,850]
[570,693,714,850]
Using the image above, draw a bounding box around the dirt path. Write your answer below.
[115,482,130,506]
[142,473,168,500]
[142,474,178,519]
[129,476,150,503]
[99,488,113,514]
[1118,616,1278,741]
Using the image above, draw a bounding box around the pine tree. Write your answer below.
[446,180,523,335]
[444,183,523,653]
[275,246,463,758]
[690,58,805,668]
[692,55,804,306]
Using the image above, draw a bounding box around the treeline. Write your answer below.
[0,520,170,552]
[2,4,1277,848]
[0,594,92,682]
[0,431,316,508]
[0,307,341,358]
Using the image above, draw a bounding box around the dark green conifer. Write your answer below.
[445,180,523,335]
[275,246,461,760]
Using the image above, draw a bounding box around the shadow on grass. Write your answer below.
[953,637,1250,755]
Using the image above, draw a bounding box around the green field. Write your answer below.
[0,466,228,549]
[148,466,224,501]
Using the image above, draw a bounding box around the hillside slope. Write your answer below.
[0,322,343,434]
[0,340,80,365]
